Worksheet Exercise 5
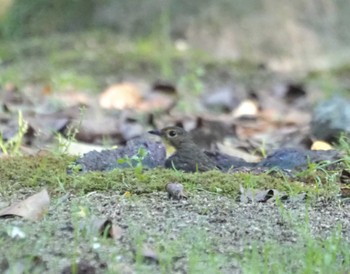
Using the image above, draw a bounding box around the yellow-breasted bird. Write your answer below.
[149,126,218,172]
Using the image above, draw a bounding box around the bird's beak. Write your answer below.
[148,130,161,136]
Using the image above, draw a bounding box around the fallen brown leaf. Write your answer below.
[99,83,142,109]
[311,140,332,150]
[340,169,350,185]
[0,189,50,221]
[83,217,123,240]
[232,99,258,118]
[340,187,350,198]
[93,217,123,240]
[239,187,288,203]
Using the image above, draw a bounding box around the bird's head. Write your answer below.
[149,126,191,150]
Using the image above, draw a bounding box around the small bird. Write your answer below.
[149,126,218,172]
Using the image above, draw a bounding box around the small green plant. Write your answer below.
[117,147,148,179]
[258,139,268,158]
[55,106,85,154]
[337,133,350,168]
[0,110,28,155]
[295,159,340,198]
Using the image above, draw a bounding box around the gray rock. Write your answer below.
[71,136,166,173]
[311,97,350,141]
[258,147,341,171]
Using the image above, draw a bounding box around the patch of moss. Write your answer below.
[0,153,330,198]
[0,154,76,193]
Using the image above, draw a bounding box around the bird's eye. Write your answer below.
[168,130,177,137]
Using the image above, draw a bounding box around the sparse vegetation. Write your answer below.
[0,111,28,156]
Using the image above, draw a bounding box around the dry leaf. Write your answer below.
[311,140,332,150]
[0,189,50,221]
[232,99,258,118]
[87,217,123,240]
[239,187,287,203]
[340,169,350,185]
[217,142,260,163]
[62,140,106,155]
[340,187,350,198]
[99,83,142,109]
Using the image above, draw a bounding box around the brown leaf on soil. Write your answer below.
[311,140,332,150]
[62,140,106,155]
[340,169,350,185]
[165,182,187,200]
[239,187,287,203]
[0,189,50,221]
[99,83,142,109]
[89,217,123,240]
[217,142,260,163]
[232,99,259,119]
[340,187,350,198]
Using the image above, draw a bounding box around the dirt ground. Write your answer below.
[1,188,350,273]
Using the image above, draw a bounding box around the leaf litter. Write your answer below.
[0,189,50,221]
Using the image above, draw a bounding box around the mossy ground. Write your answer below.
[0,153,338,198]
[1,30,349,273]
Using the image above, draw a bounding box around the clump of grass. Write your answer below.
[117,147,149,180]
[337,133,350,168]
[242,218,349,274]
[55,106,86,154]
[0,111,28,156]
